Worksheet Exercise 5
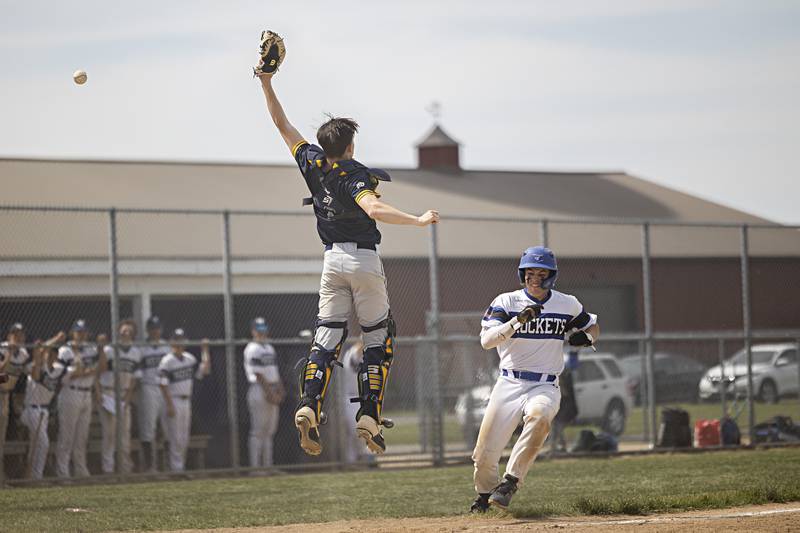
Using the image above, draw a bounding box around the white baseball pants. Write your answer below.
[138,383,167,443]
[315,244,390,350]
[99,398,133,474]
[472,374,561,493]
[21,406,49,479]
[247,385,279,468]
[166,397,191,472]
[56,388,93,478]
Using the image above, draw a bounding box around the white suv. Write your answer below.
[571,353,634,436]
[698,343,799,403]
[454,352,633,440]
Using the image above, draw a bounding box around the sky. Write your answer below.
[1,0,799,224]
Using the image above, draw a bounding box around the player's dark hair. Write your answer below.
[316,116,359,159]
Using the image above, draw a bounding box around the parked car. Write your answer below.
[571,353,634,436]
[619,352,708,405]
[454,352,634,442]
[698,343,799,403]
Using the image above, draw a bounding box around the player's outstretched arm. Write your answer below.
[259,75,304,154]
[357,194,439,226]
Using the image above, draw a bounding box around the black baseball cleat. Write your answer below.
[470,493,491,513]
[488,474,519,510]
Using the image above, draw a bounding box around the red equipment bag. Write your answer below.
[694,419,721,447]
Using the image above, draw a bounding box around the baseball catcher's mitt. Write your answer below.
[253,30,286,77]
[265,382,286,405]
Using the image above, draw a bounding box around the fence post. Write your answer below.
[641,222,657,447]
[740,225,755,443]
[539,220,549,248]
[107,208,123,476]
[428,223,444,466]
[221,211,241,470]
[718,338,727,419]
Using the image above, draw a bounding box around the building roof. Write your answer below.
[0,157,796,260]
[415,124,460,148]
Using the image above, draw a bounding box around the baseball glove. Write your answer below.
[265,382,286,405]
[253,30,286,77]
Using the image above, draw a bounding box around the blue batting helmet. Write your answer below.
[518,246,558,289]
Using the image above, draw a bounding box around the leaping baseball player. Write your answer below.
[470,246,600,512]
[254,31,439,456]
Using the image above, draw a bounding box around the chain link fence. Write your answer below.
[1,206,799,483]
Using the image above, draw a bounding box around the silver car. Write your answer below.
[698,343,799,403]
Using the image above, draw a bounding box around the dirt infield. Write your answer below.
[169,503,800,532]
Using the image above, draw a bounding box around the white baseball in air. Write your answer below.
[73,70,88,85]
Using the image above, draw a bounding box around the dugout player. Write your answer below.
[244,317,285,469]
[138,315,170,472]
[0,323,32,483]
[98,319,142,474]
[21,332,67,479]
[158,329,211,472]
[56,319,106,479]
[255,36,439,456]
[470,247,600,512]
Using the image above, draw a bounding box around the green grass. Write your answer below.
[1,448,798,532]
[389,399,800,448]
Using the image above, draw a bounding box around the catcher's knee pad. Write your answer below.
[298,320,347,421]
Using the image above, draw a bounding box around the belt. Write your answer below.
[502,369,557,383]
[68,385,92,392]
[324,243,376,251]
[174,395,190,400]
[25,404,49,410]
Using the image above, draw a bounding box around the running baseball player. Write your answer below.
[98,319,142,474]
[56,319,106,479]
[470,246,600,512]
[254,30,439,456]
[244,317,285,469]
[0,323,32,482]
[138,315,170,472]
[21,332,68,479]
[158,329,211,472]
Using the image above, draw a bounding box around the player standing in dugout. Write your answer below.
[254,31,439,456]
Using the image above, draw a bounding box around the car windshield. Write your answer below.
[729,350,774,366]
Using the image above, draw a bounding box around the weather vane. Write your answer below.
[425,101,442,123]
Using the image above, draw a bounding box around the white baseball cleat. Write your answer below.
[356,415,386,454]
[295,406,322,456]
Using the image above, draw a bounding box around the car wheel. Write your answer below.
[758,380,779,404]
[602,399,626,436]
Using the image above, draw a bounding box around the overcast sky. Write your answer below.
[1,1,798,224]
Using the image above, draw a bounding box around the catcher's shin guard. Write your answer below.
[295,321,346,455]
[353,315,396,453]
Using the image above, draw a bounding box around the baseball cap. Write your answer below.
[7,323,24,334]
[251,317,269,333]
[71,319,88,332]
[146,315,162,330]
[170,328,187,341]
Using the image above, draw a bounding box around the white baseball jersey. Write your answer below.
[100,345,143,390]
[158,352,203,397]
[481,289,596,375]
[58,343,100,388]
[140,341,170,386]
[243,342,280,384]
[23,362,68,407]
[0,343,31,390]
